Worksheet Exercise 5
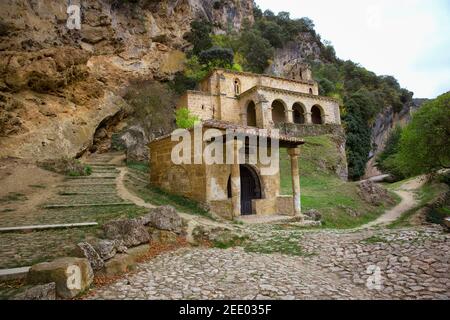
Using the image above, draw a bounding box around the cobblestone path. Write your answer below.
[88,225,449,300]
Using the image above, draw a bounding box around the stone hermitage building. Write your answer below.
[149,68,341,220]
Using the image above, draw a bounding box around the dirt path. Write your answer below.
[361,176,426,229]
[115,167,234,244]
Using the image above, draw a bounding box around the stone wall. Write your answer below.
[277,124,345,137]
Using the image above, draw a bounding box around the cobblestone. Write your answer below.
[88,225,449,300]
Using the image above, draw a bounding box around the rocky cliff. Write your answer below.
[0,0,253,160]
[363,99,426,178]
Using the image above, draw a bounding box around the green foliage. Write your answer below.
[184,20,213,56]
[175,107,200,129]
[394,92,450,176]
[376,126,404,179]
[235,28,274,73]
[198,47,234,68]
[126,160,149,173]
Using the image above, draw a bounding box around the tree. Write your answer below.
[395,92,450,176]
[199,47,234,68]
[176,108,200,129]
[375,125,404,179]
[184,20,213,56]
[237,29,274,73]
[256,20,286,48]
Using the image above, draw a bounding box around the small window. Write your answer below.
[201,105,205,110]
[234,79,241,95]
[309,88,313,94]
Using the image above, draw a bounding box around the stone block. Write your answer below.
[27,257,93,299]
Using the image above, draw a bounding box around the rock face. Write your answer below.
[0,0,253,160]
[103,219,151,247]
[266,33,323,77]
[364,99,426,178]
[12,283,56,300]
[357,180,394,206]
[27,257,94,299]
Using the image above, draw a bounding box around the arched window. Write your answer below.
[292,103,306,124]
[309,88,313,95]
[271,100,287,125]
[311,105,324,124]
[234,79,241,95]
[246,101,257,127]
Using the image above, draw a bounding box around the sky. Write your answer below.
[255,0,450,98]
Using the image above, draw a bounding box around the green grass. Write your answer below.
[124,174,212,218]
[244,232,310,257]
[388,181,446,228]
[127,161,150,173]
[0,192,28,203]
[213,234,248,249]
[29,184,47,189]
[279,136,395,229]
[361,235,388,244]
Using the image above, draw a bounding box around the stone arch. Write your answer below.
[292,102,306,124]
[271,99,287,125]
[227,164,264,215]
[245,100,257,127]
[234,78,241,95]
[311,105,325,124]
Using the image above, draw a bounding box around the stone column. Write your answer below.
[288,147,302,218]
[231,139,242,218]
[286,109,294,123]
[305,112,312,124]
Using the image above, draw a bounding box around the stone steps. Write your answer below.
[43,203,134,209]
[0,222,98,233]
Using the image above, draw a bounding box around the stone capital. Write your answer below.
[287,147,301,157]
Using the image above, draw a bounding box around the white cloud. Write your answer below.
[255,0,450,98]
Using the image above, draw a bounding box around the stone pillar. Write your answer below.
[305,112,312,124]
[231,139,242,218]
[286,110,294,123]
[288,147,302,218]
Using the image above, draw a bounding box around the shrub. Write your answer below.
[176,107,200,129]
[198,47,234,68]
[184,20,213,56]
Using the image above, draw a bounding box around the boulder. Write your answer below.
[102,218,150,247]
[102,254,136,277]
[141,206,183,234]
[12,283,56,300]
[27,258,93,299]
[357,180,394,206]
[149,228,178,245]
[92,239,127,261]
[304,209,322,221]
[75,242,104,271]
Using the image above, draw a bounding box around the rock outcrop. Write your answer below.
[0,0,253,160]
[364,99,426,178]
